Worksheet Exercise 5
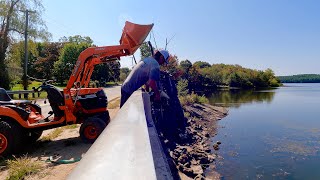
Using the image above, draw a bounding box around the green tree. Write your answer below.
[177,79,189,96]
[179,59,192,79]
[0,0,50,89]
[53,42,91,85]
[108,61,120,82]
[199,63,280,89]
[119,67,130,82]
[180,60,192,72]
[161,55,181,79]
[59,35,93,45]
[277,74,320,83]
[92,61,120,84]
[6,40,39,86]
[34,42,63,80]
[193,61,211,69]
[139,42,152,59]
[188,66,204,90]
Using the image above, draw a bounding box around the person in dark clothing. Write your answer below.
[120,50,169,107]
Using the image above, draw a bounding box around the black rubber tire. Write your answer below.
[0,121,14,157]
[25,130,43,143]
[80,117,106,144]
[97,111,110,125]
[8,122,24,154]
[105,111,110,125]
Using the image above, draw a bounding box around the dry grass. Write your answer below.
[40,124,79,142]
[40,128,64,141]
[64,124,78,129]
[6,156,43,180]
[179,92,209,106]
[108,97,120,109]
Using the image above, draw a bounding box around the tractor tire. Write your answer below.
[97,111,110,125]
[0,121,14,156]
[10,122,24,154]
[105,111,110,125]
[25,130,43,143]
[80,117,106,144]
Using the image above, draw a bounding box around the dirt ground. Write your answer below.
[0,108,119,180]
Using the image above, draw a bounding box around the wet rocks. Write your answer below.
[213,143,220,151]
[213,141,221,150]
[165,103,228,179]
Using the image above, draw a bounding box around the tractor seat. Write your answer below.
[45,85,65,117]
[0,88,12,101]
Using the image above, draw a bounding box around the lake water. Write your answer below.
[207,83,320,179]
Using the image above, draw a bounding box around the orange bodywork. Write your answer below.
[0,105,65,128]
[60,21,154,124]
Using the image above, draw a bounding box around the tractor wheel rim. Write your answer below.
[0,133,8,154]
[84,125,98,140]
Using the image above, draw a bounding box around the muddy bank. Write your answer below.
[160,103,228,180]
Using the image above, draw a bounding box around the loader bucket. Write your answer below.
[120,21,154,55]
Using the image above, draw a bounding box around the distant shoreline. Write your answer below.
[277,74,320,83]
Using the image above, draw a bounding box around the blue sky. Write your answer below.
[42,0,320,76]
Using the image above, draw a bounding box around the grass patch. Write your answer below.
[40,128,63,141]
[64,124,78,129]
[6,156,43,180]
[11,81,42,91]
[105,82,118,87]
[179,92,209,106]
[108,97,120,109]
[39,124,78,142]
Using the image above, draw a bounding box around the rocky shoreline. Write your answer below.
[166,103,228,180]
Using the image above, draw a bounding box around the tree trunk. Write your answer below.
[0,37,10,90]
[0,0,20,90]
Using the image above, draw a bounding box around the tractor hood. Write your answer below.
[120,21,154,55]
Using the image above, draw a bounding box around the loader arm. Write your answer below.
[66,21,154,90]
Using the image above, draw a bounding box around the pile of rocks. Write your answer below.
[166,103,228,179]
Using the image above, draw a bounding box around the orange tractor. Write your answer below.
[0,21,153,156]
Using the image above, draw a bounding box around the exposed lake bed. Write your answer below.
[169,103,228,179]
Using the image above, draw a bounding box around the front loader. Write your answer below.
[0,21,153,156]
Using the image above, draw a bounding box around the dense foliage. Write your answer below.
[200,64,281,89]
[7,35,120,88]
[119,67,130,82]
[53,41,91,85]
[175,62,281,90]
[277,74,320,83]
[138,43,281,91]
[1,0,50,89]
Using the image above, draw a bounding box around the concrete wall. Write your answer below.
[68,91,173,180]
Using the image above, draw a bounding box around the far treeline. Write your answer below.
[139,43,281,91]
[277,74,320,83]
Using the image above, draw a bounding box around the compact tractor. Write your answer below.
[0,21,153,156]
